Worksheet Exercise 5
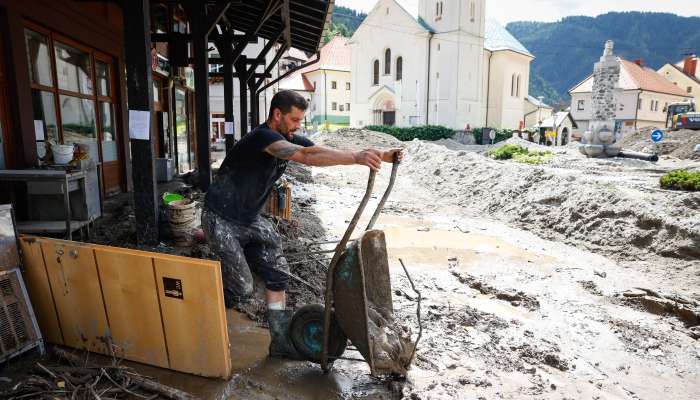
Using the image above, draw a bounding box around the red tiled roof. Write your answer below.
[300,35,351,74]
[620,59,690,97]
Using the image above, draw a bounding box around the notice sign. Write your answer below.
[129,110,151,140]
[34,120,45,140]
[224,121,234,135]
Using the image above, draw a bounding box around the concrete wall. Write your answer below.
[483,50,531,129]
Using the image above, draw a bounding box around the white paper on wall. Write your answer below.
[129,110,151,140]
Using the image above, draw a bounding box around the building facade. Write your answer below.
[524,95,554,128]
[570,59,692,137]
[349,0,533,130]
[658,55,699,107]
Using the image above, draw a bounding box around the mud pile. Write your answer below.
[401,140,700,261]
[367,304,415,376]
[316,128,404,150]
[618,127,700,159]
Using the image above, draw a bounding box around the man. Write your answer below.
[202,90,401,355]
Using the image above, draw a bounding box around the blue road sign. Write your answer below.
[651,130,664,143]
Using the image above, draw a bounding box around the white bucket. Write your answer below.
[52,144,74,165]
[168,199,196,246]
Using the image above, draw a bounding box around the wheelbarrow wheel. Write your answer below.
[290,304,347,364]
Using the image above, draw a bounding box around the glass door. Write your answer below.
[174,87,190,173]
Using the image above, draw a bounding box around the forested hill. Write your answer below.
[507,12,700,107]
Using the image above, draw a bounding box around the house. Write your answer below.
[534,112,578,146]
[295,36,352,129]
[569,58,693,138]
[482,19,535,130]
[348,0,533,130]
[658,55,699,107]
[524,95,554,128]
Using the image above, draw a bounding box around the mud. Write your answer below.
[367,303,415,376]
[307,129,700,399]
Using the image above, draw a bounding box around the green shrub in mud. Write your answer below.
[659,169,700,191]
[487,144,552,164]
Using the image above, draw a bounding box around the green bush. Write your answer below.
[364,125,455,141]
[487,144,529,160]
[488,144,552,164]
[660,170,700,191]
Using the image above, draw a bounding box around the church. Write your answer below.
[349,0,534,130]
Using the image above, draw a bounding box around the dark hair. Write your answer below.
[268,90,308,119]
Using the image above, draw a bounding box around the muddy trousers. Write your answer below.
[201,208,289,306]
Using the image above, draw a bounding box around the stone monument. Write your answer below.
[580,40,622,157]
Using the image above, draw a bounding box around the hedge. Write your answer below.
[472,127,518,144]
[660,170,700,191]
[364,125,455,141]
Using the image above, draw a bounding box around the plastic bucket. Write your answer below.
[53,144,74,165]
[162,192,185,206]
[168,199,196,246]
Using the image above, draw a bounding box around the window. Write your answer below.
[435,1,443,20]
[516,75,521,98]
[638,98,642,110]
[384,49,391,75]
[345,82,350,90]
[396,57,403,81]
[25,28,117,166]
[313,81,317,91]
[332,102,337,111]
[346,103,350,111]
[373,60,379,85]
[650,100,654,112]
[331,81,337,90]
[577,100,585,111]
[339,104,344,111]
[688,86,693,94]
[511,74,516,97]
[470,2,476,22]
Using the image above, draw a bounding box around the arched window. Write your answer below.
[516,74,521,97]
[384,49,391,75]
[373,60,379,85]
[396,57,403,81]
[511,74,516,97]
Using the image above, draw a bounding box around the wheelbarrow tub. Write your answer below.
[332,229,393,375]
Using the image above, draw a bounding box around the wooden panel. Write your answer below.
[154,257,231,378]
[102,161,122,195]
[17,237,63,344]
[94,248,169,368]
[40,239,110,354]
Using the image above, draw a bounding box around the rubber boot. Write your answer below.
[267,309,303,359]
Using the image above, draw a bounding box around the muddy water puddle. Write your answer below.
[123,310,394,400]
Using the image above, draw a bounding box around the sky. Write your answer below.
[335,0,700,25]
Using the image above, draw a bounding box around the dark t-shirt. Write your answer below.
[204,123,314,224]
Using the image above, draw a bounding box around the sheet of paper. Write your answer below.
[224,121,234,135]
[34,120,45,140]
[129,110,151,140]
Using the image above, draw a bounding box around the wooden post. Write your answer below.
[248,79,259,128]
[188,1,212,191]
[236,56,249,137]
[122,0,158,245]
[221,36,235,153]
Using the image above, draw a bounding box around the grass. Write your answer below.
[487,144,552,165]
[659,170,700,191]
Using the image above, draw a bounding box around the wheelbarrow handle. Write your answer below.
[366,154,400,231]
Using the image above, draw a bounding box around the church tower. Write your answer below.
[418,0,485,36]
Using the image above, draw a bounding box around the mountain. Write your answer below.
[507,12,700,107]
[323,6,367,43]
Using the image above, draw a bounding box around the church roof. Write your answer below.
[527,95,551,108]
[484,19,533,58]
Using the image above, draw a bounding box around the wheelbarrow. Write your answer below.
[278,156,418,376]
